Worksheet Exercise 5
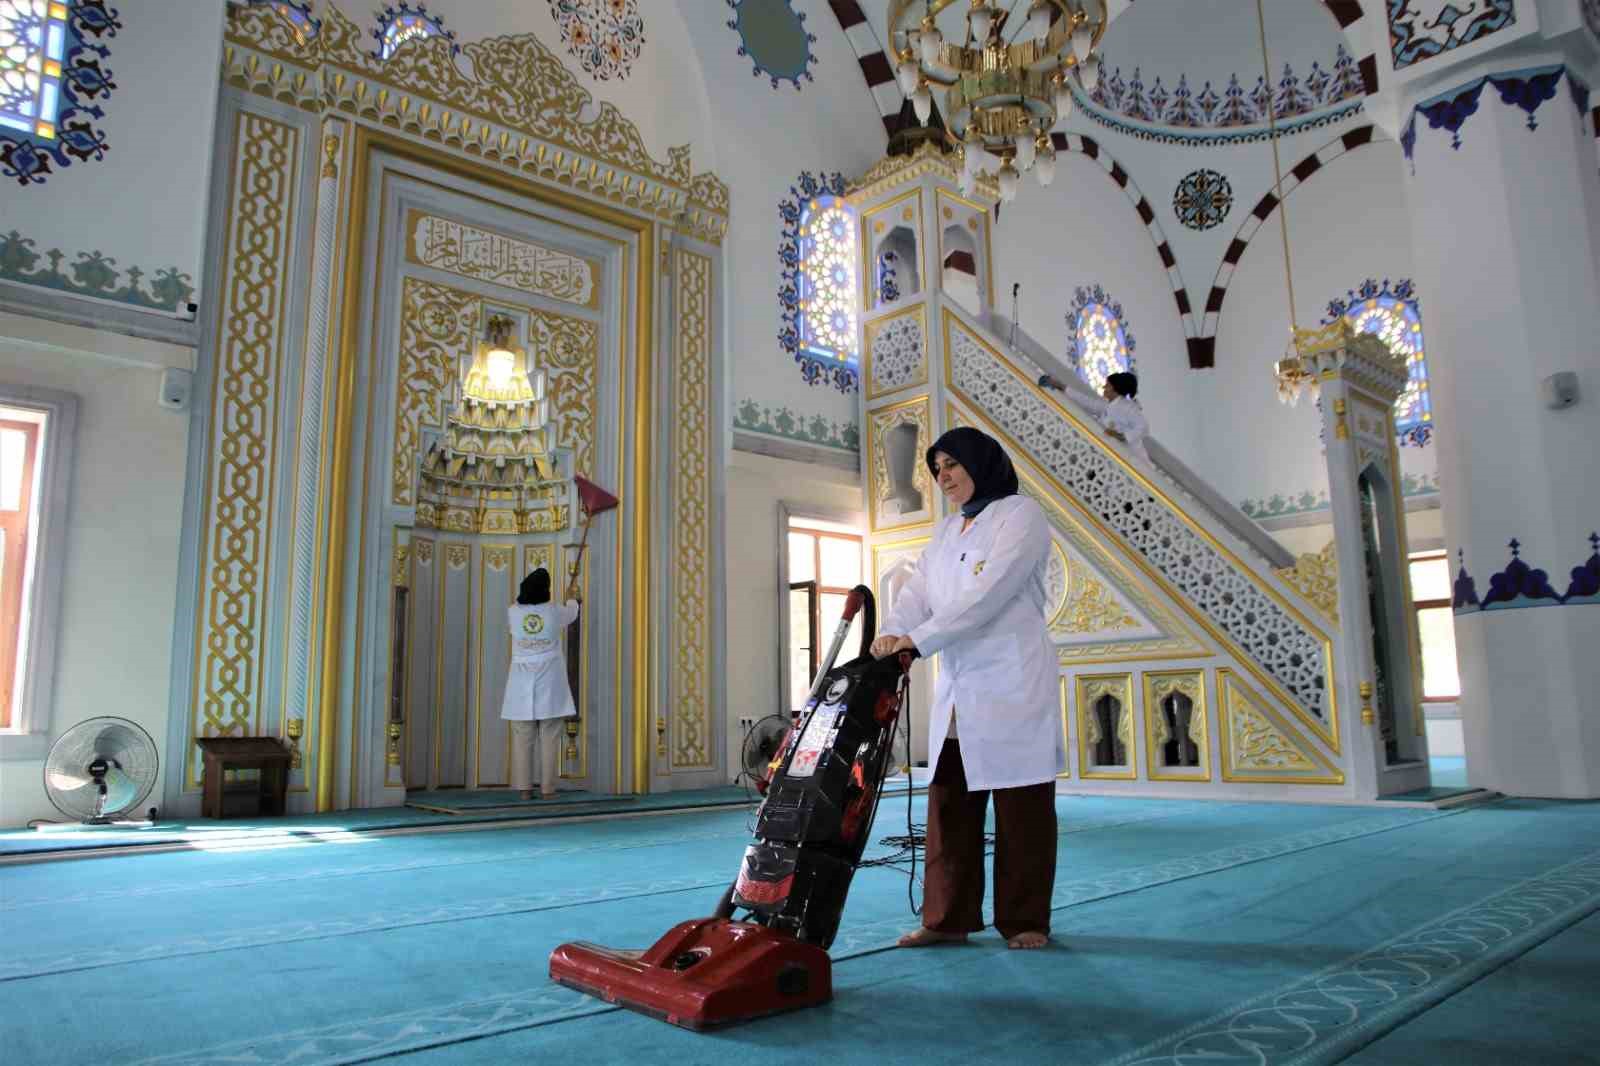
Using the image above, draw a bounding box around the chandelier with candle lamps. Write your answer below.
[888,0,1108,203]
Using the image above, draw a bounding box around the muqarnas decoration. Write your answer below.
[1088,46,1364,130]
[0,0,122,187]
[1453,533,1600,613]
[726,0,817,91]
[548,0,645,82]
[1388,0,1516,72]
[1324,278,1432,447]
[1173,169,1233,231]
[778,170,858,393]
[373,3,457,60]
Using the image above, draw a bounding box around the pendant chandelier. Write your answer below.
[888,0,1108,202]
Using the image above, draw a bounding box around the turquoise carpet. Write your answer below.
[3,794,1597,1065]
[0,786,759,858]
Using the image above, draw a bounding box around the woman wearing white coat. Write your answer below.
[501,567,580,800]
[871,427,1063,950]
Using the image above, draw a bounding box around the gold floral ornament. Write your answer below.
[221,3,728,242]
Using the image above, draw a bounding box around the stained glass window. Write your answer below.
[375,4,453,60]
[1344,294,1431,446]
[797,196,859,370]
[244,0,319,44]
[0,0,72,141]
[1072,302,1132,393]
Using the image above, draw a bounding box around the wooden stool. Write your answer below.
[195,737,293,819]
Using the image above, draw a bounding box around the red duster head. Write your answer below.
[574,475,619,517]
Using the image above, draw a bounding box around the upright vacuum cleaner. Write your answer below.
[549,584,911,1029]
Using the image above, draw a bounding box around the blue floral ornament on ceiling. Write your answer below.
[0,0,122,187]
[372,3,457,60]
[548,0,645,82]
[1173,168,1232,231]
[727,0,817,91]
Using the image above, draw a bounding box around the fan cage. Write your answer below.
[42,716,159,822]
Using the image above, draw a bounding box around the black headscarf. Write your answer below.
[926,427,1018,519]
[518,567,551,606]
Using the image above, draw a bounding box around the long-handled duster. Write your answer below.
[561,475,620,758]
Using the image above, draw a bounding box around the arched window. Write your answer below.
[243,0,319,44]
[1066,284,1136,393]
[1326,279,1432,446]
[779,171,859,392]
[374,3,456,60]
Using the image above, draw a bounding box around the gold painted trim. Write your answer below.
[859,188,926,318]
[863,301,930,402]
[630,227,655,795]
[866,393,935,535]
[1216,668,1344,785]
[870,534,933,587]
[403,207,603,310]
[1075,672,1137,780]
[1142,669,1211,782]
[941,311,1341,754]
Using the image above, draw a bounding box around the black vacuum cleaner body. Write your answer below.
[731,649,906,947]
[550,586,909,1028]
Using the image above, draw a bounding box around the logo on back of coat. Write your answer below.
[522,613,544,635]
[825,678,850,704]
[972,560,986,576]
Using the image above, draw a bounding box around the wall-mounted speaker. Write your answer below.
[159,368,192,412]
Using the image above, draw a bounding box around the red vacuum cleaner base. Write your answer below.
[549,918,832,1030]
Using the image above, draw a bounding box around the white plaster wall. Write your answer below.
[1204,140,1431,510]
[0,0,226,309]
[0,316,190,826]
[991,149,1206,465]
[723,449,863,780]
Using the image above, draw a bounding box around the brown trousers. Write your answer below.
[922,737,1058,939]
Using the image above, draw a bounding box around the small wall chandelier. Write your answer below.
[887,0,1107,202]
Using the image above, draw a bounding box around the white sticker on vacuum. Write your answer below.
[788,707,840,778]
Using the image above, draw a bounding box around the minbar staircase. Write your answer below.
[851,149,1446,802]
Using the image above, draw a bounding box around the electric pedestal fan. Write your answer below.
[41,717,160,826]
[737,713,793,794]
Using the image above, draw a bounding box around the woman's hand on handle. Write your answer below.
[871,634,916,659]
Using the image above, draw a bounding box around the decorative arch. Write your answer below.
[1201,124,1384,359]
[779,171,860,392]
[1048,132,1202,364]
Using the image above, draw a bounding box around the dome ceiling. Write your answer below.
[1096,0,1348,92]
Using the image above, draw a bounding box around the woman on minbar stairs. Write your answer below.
[870,426,1063,950]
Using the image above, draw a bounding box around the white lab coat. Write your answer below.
[881,495,1064,790]
[500,601,581,721]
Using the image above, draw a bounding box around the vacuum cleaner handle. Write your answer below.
[803,585,874,706]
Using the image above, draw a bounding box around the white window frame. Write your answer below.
[0,384,77,760]
[776,503,865,718]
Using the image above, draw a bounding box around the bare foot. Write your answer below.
[518,790,535,800]
[1006,931,1050,950]
[897,927,968,948]
[540,791,557,800]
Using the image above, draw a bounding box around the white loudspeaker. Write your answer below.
[159,368,192,412]
[1541,371,1579,410]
